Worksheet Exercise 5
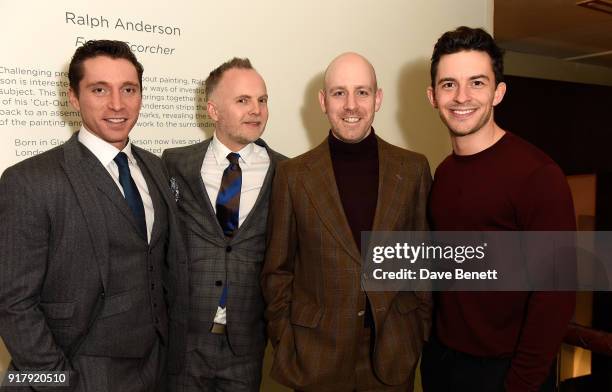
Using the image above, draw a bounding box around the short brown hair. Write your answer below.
[69,40,143,97]
[204,57,253,100]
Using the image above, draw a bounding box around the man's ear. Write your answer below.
[318,89,327,113]
[492,82,507,107]
[374,88,383,112]
[426,86,438,109]
[68,87,81,112]
[207,100,219,121]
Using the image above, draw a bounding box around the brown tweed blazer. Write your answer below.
[261,135,433,390]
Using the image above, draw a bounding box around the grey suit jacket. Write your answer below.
[0,133,188,390]
[162,138,286,365]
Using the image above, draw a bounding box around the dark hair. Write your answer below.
[205,57,253,99]
[430,26,505,87]
[68,40,144,96]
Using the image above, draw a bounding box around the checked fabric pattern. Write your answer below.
[215,152,242,308]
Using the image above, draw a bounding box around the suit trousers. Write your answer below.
[420,335,556,392]
[72,336,166,392]
[297,326,410,392]
[168,328,263,392]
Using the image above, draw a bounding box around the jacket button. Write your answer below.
[215,280,223,286]
[151,283,155,290]
[357,310,365,317]
[226,246,232,252]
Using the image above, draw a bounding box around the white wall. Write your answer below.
[0,0,494,172]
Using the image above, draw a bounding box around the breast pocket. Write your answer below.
[98,291,133,319]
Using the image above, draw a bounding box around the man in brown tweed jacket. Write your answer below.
[261,52,432,391]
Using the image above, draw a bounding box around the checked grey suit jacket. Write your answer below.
[0,133,188,391]
[162,138,286,365]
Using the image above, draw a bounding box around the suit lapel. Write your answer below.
[369,138,406,305]
[232,139,278,242]
[185,140,226,239]
[133,146,168,247]
[302,141,361,263]
[372,138,405,231]
[82,148,147,240]
[61,134,110,293]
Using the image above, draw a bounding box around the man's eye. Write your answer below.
[237,98,248,103]
[357,90,369,96]
[441,82,455,89]
[92,87,106,94]
[331,91,345,97]
[472,80,485,87]
[259,97,268,104]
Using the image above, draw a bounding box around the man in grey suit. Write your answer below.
[162,58,285,391]
[0,40,186,391]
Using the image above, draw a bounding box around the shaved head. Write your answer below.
[319,52,382,143]
[323,52,378,91]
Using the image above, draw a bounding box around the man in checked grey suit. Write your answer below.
[162,58,285,391]
[0,40,187,391]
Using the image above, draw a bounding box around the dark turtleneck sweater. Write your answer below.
[328,129,379,252]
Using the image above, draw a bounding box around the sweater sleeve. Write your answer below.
[505,163,576,391]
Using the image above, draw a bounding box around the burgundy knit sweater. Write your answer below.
[429,132,576,392]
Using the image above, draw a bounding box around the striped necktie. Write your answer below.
[215,152,242,237]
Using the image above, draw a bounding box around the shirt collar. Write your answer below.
[211,132,255,166]
[78,126,136,167]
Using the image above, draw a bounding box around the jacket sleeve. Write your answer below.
[404,155,433,341]
[413,154,432,231]
[0,167,77,390]
[260,162,297,347]
[413,156,433,340]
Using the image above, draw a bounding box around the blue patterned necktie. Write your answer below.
[215,152,242,310]
[113,152,147,238]
[215,152,242,238]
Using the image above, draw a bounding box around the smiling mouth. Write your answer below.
[105,118,128,124]
[343,116,360,123]
[451,108,476,116]
[244,121,261,126]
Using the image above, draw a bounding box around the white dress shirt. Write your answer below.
[201,132,270,227]
[78,127,155,243]
[202,132,270,324]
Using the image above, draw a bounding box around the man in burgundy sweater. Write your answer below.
[421,27,576,391]
[262,53,432,391]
